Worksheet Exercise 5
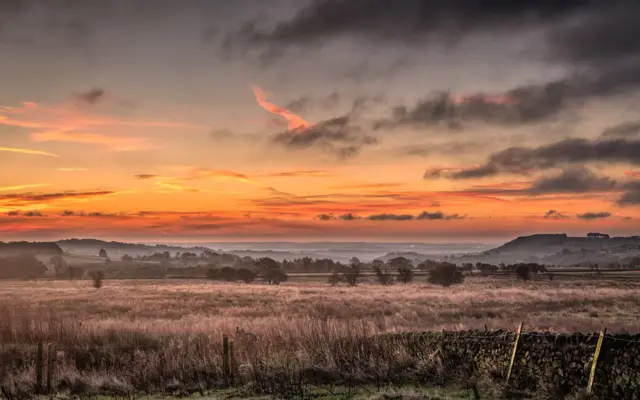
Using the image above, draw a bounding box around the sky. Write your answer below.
[2,0,640,242]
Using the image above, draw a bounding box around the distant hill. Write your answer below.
[451,233,640,266]
[0,241,63,257]
[56,239,212,258]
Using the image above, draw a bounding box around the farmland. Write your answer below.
[1,276,639,398]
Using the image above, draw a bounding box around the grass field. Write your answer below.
[1,277,639,397]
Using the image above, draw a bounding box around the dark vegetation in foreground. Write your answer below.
[1,311,638,400]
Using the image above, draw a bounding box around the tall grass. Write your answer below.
[0,277,639,396]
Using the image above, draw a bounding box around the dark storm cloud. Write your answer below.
[73,87,107,105]
[528,167,617,195]
[617,182,640,206]
[225,0,640,128]
[577,212,612,220]
[438,138,640,179]
[228,0,595,51]
[544,210,569,220]
[600,121,640,139]
[272,115,377,159]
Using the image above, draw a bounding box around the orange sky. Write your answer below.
[1,87,638,242]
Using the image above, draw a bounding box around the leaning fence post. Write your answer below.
[506,322,523,384]
[222,335,230,386]
[35,341,44,394]
[587,328,607,394]
[229,340,235,385]
[46,343,54,394]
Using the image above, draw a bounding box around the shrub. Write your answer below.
[328,271,342,286]
[220,266,237,281]
[263,268,288,285]
[206,268,220,280]
[515,265,531,281]
[427,263,464,287]
[373,266,394,285]
[396,266,414,284]
[89,270,104,288]
[342,266,360,286]
[237,268,257,283]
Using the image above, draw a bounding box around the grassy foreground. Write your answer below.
[1,277,638,398]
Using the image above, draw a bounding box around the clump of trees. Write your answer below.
[0,254,47,280]
[256,257,288,285]
[427,263,464,287]
[515,265,531,281]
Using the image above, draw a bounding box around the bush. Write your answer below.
[374,266,394,285]
[237,268,257,283]
[396,266,414,283]
[206,268,221,280]
[220,266,237,281]
[90,270,104,288]
[263,268,288,285]
[427,263,464,287]
[342,266,360,286]
[515,265,531,281]
[328,271,342,286]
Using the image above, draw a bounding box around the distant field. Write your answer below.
[1,277,638,397]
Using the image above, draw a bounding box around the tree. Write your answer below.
[388,256,413,284]
[90,270,104,288]
[427,263,464,287]
[328,271,342,286]
[237,268,257,283]
[342,265,360,286]
[121,254,133,262]
[373,266,394,285]
[515,265,531,281]
[256,257,287,284]
[98,249,108,258]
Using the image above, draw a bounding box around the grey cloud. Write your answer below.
[445,138,640,179]
[528,167,617,195]
[416,211,464,220]
[73,87,107,105]
[317,210,464,221]
[285,92,340,113]
[272,115,377,159]
[544,210,569,220]
[227,0,595,57]
[577,212,612,220]
[600,121,640,139]
[617,182,640,206]
[368,213,414,221]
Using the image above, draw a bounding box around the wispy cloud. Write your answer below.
[257,170,334,178]
[0,184,52,192]
[57,167,89,172]
[0,146,59,157]
[30,130,158,151]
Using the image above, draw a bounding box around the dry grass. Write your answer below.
[0,277,638,396]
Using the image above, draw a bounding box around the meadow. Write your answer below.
[1,277,639,398]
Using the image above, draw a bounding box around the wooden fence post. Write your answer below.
[222,335,230,386]
[229,340,235,385]
[587,328,607,394]
[46,343,54,394]
[506,322,523,384]
[35,341,44,394]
